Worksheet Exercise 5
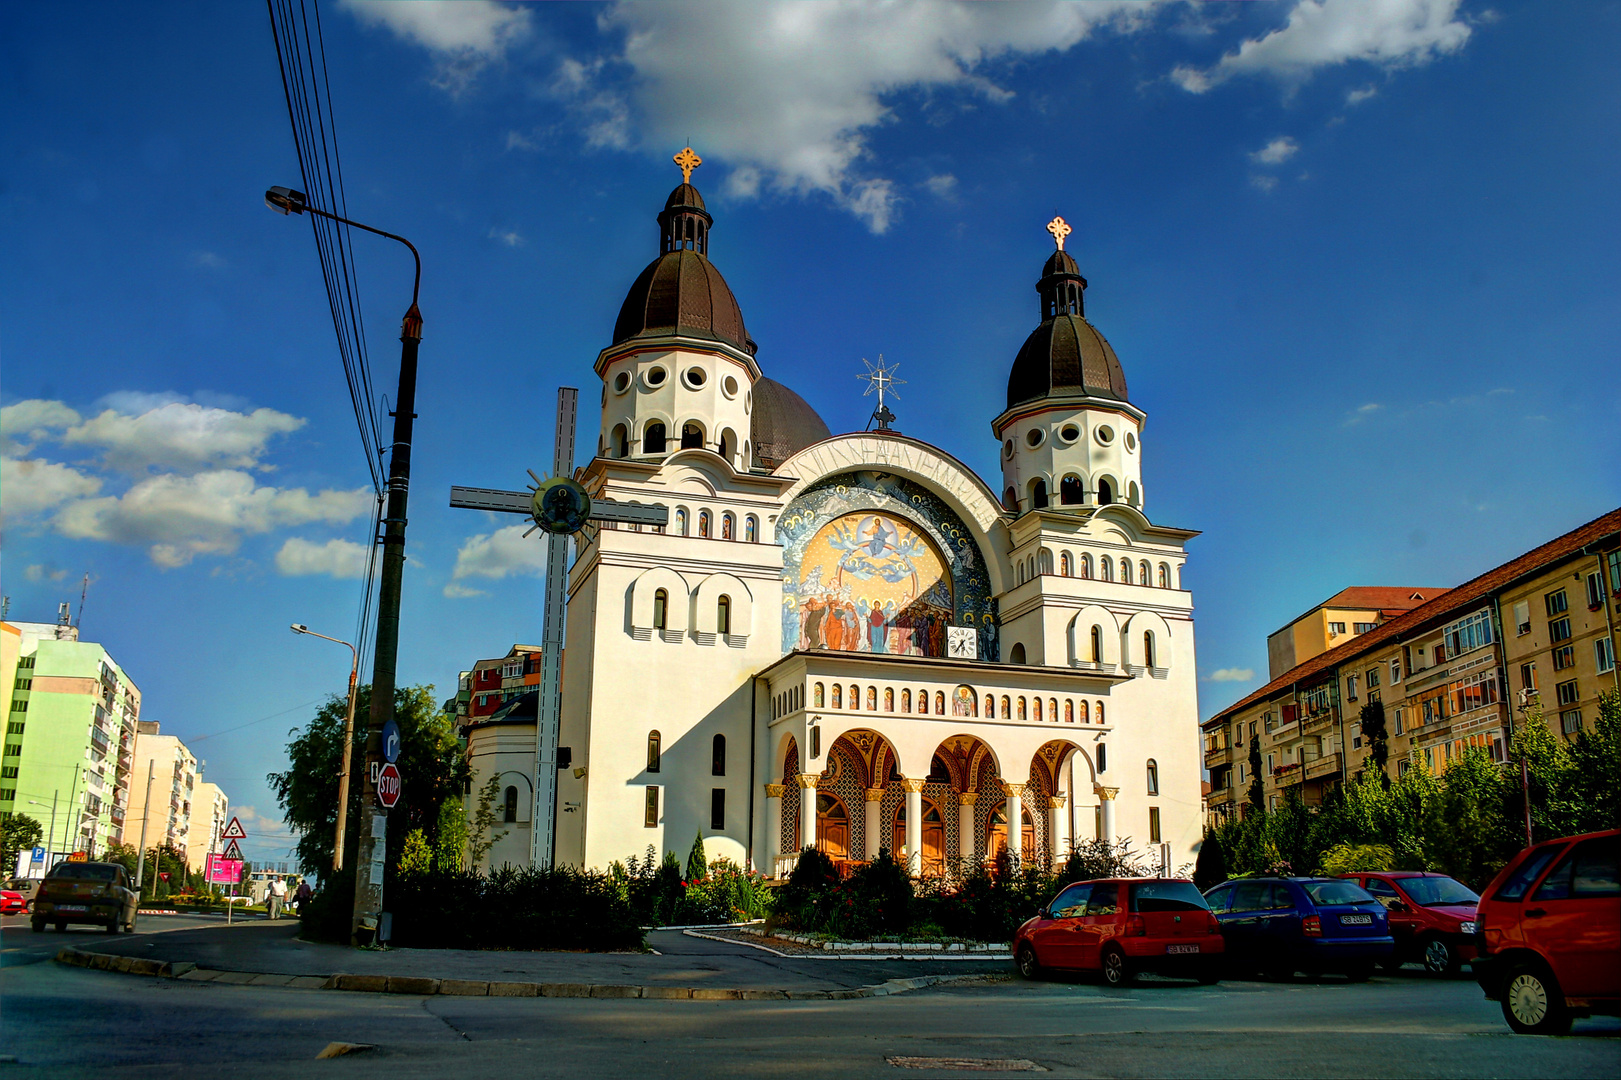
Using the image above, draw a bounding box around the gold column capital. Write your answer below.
[795,773,821,790]
[1094,785,1120,801]
[864,787,887,802]
[957,792,979,806]
[900,777,927,794]
[1002,782,1026,798]
[764,783,786,799]
[1048,795,1067,809]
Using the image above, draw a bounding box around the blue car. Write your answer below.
[1203,877,1394,981]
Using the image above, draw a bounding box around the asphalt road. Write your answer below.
[1,922,1616,1078]
[0,910,236,968]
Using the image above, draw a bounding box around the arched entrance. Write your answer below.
[987,801,1036,865]
[816,793,851,861]
[893,797,946,877]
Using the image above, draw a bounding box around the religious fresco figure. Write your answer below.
[795,511,954,657]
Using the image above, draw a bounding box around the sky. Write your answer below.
[3,0,1618,865]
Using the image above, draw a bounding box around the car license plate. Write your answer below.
[57,904,87,913]
[1166,944,1201,954]
[1340,914,1373,926]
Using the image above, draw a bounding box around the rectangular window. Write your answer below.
[1345,675,1358,702]
[0,788,14,802]
[2,744,20,757]
[1418,688,1447,726]
[1394,708,1405,736]
[1356,622,1377,634]
[1447,670,1501,715]
[1302,685,1332,718]
[9,701,24,713]
[1586,572,1606,609]
[711,788,726,830]
[1443,610,1494,658]
[5,722,22,736]
[644,786,660,828]
[1597,637,1617,675]
[1521,662,1538,691]
[1555,679,1579,707]
[0,766,16,779]
[1549,617,1572,644]
[1148,807,1161,843]
[1266,753,1275,774]
[1367,667,1380,689]
[1328,622,1346,635]
[1545,589,1568,617]
[1390,658,1402,683]
[1561,709,1583,734]
[1513,600,1531,636]
[1609,551,1621,595]
[1553,645,1575,671]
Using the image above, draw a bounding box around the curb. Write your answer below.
[685,929,1014,962]
[52,947,1004,1001]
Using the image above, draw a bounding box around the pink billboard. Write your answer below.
[205,854,243,885]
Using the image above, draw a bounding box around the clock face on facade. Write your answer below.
[947,626,977,660]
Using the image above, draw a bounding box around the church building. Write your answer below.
[475,150,1202,879]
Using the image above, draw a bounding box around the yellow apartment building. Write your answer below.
[1265,587,1440,681]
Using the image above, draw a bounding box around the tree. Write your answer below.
[1,814,43,874]
[1246,734,1265,814]
[1192,833,1228,890]
[397,829,432,876]
[685,832,708,882]
[467,775,507,871]
[268,683,470,880]
[1564,688,1621,836]
[1359,699,1390,785]
[433,797,468,872]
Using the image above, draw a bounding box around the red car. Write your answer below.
[0,890,26,915]
[1342,871,1479,975]
[1015,877,1224,986]
[1473,829,1620,1034]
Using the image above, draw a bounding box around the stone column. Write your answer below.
[796,774,820,855]
[957,792,978,869]
[1048,795,1068,863]
[1096,785,1119,845]
[901,778,926,876]
[764,783,784,874]
[864,788,885,861]
[1004,782,1025,865]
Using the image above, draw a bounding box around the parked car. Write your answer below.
[1341,871,1479,975]
[1,889,26,915]
[1204,877,1393,981]
[1473,828,1620,1035]
[1015,877,1224,987]
[7,878,42,913]
[30,861,139,934]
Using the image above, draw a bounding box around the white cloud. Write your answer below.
[1174,0,1470,94]
[0,456,103,520]
[442,582,489,599]
[1250,136,1299,165]
[1249,174,1279,193]
[1,399,82,455]
[505,129,537,152]
[1346,84,1379,105]
[191,251,228,269]
[275,537,371,580]
[487,227,525,248]
[340,0,532,95]
[63,402,305,475]
[924,174,959,200]
[1206,667,1256,683]
[24,564,70,583]
[563,1,1152,232]
[450,523,547,584]
[1343,401,1384,426]
[53,470,373,567]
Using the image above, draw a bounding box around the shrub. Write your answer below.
[1318,843,1395,875]
[298,866,356,944]
[769,847,840,930]
[388,864,643,951]
[675,858,767,924]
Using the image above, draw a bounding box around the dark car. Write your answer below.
[1343,871,1479,975]
[1204,877,1394,981]
[1014,877,1225,987]
[31,861,139,934]
[1473,829,1620,1035]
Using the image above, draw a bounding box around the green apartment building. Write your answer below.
[2,615,141,867]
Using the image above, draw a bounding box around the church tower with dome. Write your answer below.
[504,150,1203,880]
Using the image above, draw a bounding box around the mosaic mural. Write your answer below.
[777,471,999,659]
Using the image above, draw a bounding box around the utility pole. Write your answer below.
[134,759,155,895]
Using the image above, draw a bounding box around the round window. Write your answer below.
[1059,423,1081,445]
[1125,431,1137,452]
[684,367,708,389]
[1025,428,1045,449]
[1095,425,1115,446]
[1003,439,1015,459]
[646,366,668,388]
[745,391,753,413]
[612,371,631,395]
[722,374,739,398]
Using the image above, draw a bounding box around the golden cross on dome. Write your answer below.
[673,146,702,184]
[1046,215,1072,251]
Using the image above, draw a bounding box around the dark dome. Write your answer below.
[751,377,831,470]
[1006,314,1128,409]
[612,249,754,355]
[1042,249,1081,278]
[665,183,706,213]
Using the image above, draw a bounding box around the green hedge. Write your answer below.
[386,865,643,951]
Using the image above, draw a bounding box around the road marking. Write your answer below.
[887,1058,1045,1071]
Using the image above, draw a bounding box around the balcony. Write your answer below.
[1207,786,1234,809]
[1205,745,1232,769]
[1306,752,1343,781]
[1274,762,1303,787]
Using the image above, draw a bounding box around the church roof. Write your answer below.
[752,377,832,470]
[612,248,753,355]
[1006,313,1129,409]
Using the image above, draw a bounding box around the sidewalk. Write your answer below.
[54,916,1011,999]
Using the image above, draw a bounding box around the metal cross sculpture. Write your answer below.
[1046,215,1072,251]
[449,388,668,867]
[673,146,702,183]
[859,355,904,431]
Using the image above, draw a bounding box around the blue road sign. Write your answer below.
[382,718,402,764]
[31,846,45,863]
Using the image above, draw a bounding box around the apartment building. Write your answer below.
[120,721,199,859]
[1265,587,1440,681]
[460,644,543,723]
[1206,508,1621,821]
[186,781,230,872]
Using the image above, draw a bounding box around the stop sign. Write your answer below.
[376,762,402,809]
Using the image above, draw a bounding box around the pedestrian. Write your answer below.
[293,879,312,917]
[265,877,284,919]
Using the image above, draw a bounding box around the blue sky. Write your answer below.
[3,1,1617,863]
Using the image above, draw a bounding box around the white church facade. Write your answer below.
[469,154,1203,879]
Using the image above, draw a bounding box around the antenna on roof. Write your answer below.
[76,573,90,630]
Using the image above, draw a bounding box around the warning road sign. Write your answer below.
[221,817,247,840]
[223,839,243,861]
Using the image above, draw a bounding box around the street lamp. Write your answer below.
[290,624,360,873]
[267,186,421,944]
[26,797,56,871]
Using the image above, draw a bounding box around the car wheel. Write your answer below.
[125,916,138,934]
[1196,965,1221,986]
[1344,963,1374,983]
[1015,944,1042,980]
[1263,962,1294,982]
[1101,946,1134,987]
[1502,963,1572,1036]
[31,918,44,933]
[1423,937,1459,976]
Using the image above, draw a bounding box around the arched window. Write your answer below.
[1038,548,1054,575]
[1080,699,1090,723]
[718,428,736,462]
[653,589,668,631]
[1000,695,1011,719]
[867,686,878,710]
[1098,478,1114,505]
[1080,553,1093,579]
[647,731,662,773]
[1030,478,1049,510]
[1050,698,1059,723]
[1090,625,1103,663]
[1129,481,1140,507]
[1101,556,1114,582]
[1140,561,1151,587]
[1033,698,1043,722]
[1060,475,1084,505]
[984,694,995,716]
[503,785,518,823]
[1146,759,1159,796]
[611,424,629,458]
[884,687,894,711]
[814,682,825,707]
[935,691,945,713]
[1003,487,1019,512]
[713,734,727,777]
[832,685,843,709]
[717,595,731,636]
[1060,552,1072,577]
[681,422,704,450]
[918,689,929,715]
[1123,560,1135,585]
[1018,697,1028,722]
[1097,743,1108,772]
[698,510,711,538]
[1017,562,1027,586]
[644,421,667,454]
[1142,630,1156,668]
[901,688,912,712]
[722,513,734,540]
[1096,702,1106,725]
[674,508,688,536]
[1010,642,1027,664]
[745,516,759,542]
[1158,563,1169,588]
[849,684,861,711]
[1064,700,1074,723]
